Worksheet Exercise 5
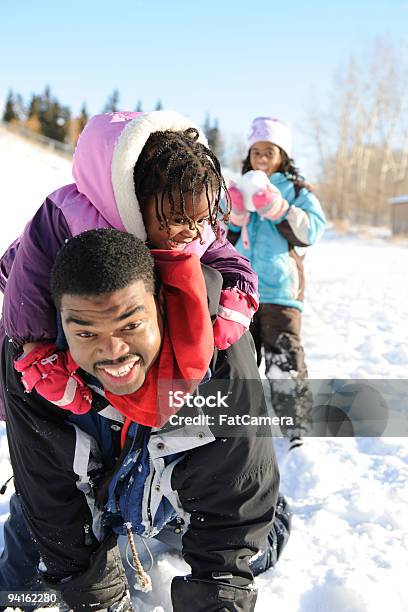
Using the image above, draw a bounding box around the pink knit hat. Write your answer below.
[247,117,292,157]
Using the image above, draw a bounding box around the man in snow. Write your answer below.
[1,229,290,612]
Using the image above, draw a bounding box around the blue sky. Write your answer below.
[1,0,407,176]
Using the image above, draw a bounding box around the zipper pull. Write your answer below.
[84,523,92,546]
[0,475,13,495]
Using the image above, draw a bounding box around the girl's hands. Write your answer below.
[14,343,92,414]
[213,288,257,350]
[252,183,289,221]
[228,185,249,228]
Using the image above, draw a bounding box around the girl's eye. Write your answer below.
[170,217,208,227]
[253,150,275,159]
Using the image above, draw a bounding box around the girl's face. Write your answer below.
[249,141,282,176]
[142,191,211,250]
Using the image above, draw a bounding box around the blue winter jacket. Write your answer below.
[228,173,326,310]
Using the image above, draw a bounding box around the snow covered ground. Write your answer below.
[0,125,73,255]
[0,126,407,611]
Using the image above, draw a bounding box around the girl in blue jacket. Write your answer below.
[228,117,326,448]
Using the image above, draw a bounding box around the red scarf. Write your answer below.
[104,250,214,439]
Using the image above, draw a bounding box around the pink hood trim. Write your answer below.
[72,112,139,232]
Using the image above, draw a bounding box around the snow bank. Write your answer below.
[1,130,407,612]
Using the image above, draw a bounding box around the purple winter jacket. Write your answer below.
[0,110,257,419]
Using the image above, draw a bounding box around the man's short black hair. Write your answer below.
[51,229,156,307]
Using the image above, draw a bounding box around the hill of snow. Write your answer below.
[0,124,72,254]
[0,128,407,612]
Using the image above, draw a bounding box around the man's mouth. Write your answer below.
[96,357,141,384]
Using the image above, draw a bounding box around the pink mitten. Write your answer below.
[228,186,248,226]
[14,343,93,414]
[252,184,289,221]
[213,288,257,350]
[228,185,250,248]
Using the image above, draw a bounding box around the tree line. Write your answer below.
[2,87,224,159]
[6,43,404,228]
[309,41,408,226]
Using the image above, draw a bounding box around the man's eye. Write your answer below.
[122,322,142,331]
[77,332,95,338]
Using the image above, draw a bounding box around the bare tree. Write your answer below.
[308,40,408,225]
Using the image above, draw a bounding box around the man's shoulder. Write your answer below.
[211,330,260,381]
[200,263,223,322]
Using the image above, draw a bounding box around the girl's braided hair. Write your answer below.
[242,147,312,197]
[134,128,230,239]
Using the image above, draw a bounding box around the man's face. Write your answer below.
[61,281,163,395]
[142,191,211,250]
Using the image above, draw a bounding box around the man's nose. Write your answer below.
[96,335,129,361]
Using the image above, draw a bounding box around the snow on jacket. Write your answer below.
[228,172,326,310]
[2,265,278,582]
[0,111,257,417]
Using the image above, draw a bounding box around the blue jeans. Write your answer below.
[154,493,291,576]
[0,493,291,593]
[0,493,41,589]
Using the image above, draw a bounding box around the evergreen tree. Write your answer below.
[25,94,42,133]
[69,103,89,146]
[155,99,163,110]
[41,85,52,115]
[38,86,52,135]
[103,89,120,112]
[14,94,26,121]
[78,102,89,132]
[2,89,17,122]
[203,113,211,141]
[50,103,70,142]
[135,100,143,112]
[27,94,42,118]
[203,113,224,161]
[38,86,70,142]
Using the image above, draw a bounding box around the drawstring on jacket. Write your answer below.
[125,523,152,593]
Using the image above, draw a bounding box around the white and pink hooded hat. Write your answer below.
[247,117,292,158]
[71,110,209,242]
